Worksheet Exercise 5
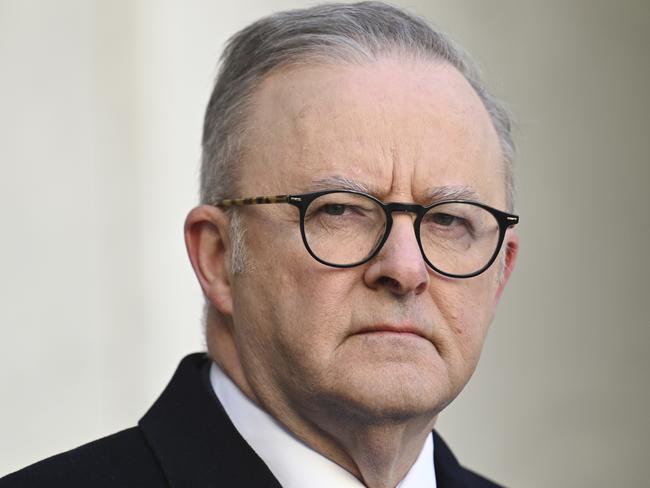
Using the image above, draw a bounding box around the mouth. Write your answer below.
[354,324,428,340]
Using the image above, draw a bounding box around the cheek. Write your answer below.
[235,229,359,365]
[431,273,498,360]
[276,267,360,355]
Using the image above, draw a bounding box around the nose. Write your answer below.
[363,213,430,296]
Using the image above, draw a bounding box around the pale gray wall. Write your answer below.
[1,1,648,486]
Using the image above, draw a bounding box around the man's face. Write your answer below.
[227,59,515,425]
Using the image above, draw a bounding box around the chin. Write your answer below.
[321,360,457,423]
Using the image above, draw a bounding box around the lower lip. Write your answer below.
[357,330,424,340]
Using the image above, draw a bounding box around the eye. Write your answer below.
[430,212,461,227]
[322,203,347,216]
[305,192,381,223]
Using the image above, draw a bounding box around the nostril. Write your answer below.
[378,276,404,295]
[414,280,428,295]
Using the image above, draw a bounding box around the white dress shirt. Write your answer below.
[210,362,436,488]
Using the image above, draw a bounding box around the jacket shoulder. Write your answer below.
[433,431,506,487]
[0,427,167,487]
[461,467,505,487]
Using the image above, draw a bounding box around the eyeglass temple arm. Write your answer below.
[213,195,301,208]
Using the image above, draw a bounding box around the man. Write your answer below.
[1,2,518,487]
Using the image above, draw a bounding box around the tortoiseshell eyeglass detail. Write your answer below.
[213,190,519,278]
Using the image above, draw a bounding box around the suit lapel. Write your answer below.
[139,353,282,488]
[434,430,472,487]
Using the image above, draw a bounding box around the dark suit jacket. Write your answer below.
[1,353,504,487]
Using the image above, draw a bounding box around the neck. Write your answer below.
[289,409,436,488]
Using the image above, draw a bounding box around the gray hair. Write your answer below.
[200,0,516,210]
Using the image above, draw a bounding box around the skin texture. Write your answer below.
[185,58,518,488]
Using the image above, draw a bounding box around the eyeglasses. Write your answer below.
[214,190,519,278]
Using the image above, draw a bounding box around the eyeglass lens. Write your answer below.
[302,192,501,276]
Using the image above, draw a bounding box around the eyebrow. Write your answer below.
[305,176,480,203]
[307,176,374,193]
[424,185,480,203]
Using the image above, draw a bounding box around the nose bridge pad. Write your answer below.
[371,203,426,265]
[392,208,418,233]
[382,211,421,257]
[373,211,429,294]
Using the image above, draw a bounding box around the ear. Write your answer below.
[494,229,519,304]
[184,205,234,316]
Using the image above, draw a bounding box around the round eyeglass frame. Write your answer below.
[213,189,519,279]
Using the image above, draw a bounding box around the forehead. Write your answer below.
[241,58,505,207]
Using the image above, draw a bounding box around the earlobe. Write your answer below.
[184,205,234,315]
[494,230,519,304]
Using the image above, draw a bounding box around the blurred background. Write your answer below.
[1,0,649,485]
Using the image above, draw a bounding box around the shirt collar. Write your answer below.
[210,362,436,488]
